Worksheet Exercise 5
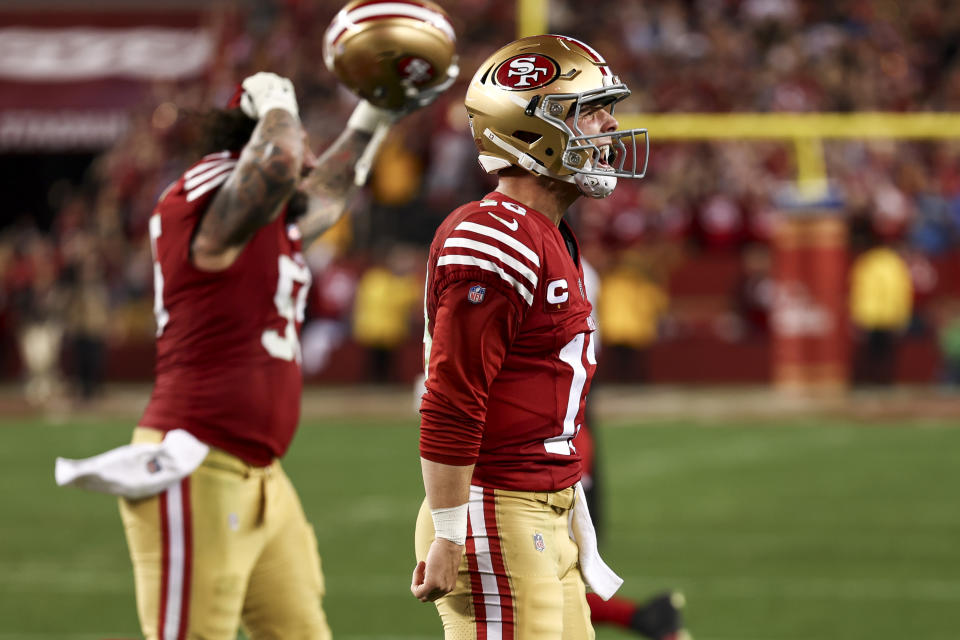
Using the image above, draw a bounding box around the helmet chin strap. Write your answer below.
[574,158,617,198]
[482,128,617,198]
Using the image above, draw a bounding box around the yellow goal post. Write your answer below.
[618,113,960,197]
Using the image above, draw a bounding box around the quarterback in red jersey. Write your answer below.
[412,35,649,638]
[118,56,454,640]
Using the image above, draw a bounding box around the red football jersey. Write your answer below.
[419,191,597,491]
[140,151,312,466]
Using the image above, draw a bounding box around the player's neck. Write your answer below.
[496,173,579,226]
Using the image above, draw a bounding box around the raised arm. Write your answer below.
[192,73,304,271]
[294,102,398,248]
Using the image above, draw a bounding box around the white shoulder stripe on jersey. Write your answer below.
[186,172,231,202]
[442,237,538,288]
[184,161,236,191]
[438,255,534,306]
[184,155,233,180]
[453,221,540,266]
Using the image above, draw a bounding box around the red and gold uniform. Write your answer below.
[415,191,598,639]
[142,151,310,464]
[120,151,329,640]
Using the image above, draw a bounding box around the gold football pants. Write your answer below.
[119,427,330,640]
[416,484,594,640]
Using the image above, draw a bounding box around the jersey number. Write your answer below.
[544,332,596,455]
[149,214,170,337]
[261,254,311,362]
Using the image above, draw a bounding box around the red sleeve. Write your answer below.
[419,279,521,466]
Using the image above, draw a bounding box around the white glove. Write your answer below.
[239,71,300,120]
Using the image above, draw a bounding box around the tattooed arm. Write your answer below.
[295,126,375,248]
[295,87,461,247]
[191,109,305,271]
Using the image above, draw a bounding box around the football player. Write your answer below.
[411,35,649,638]
[576,422,688,640]
[577,260,688,640]
[120,3,456,638]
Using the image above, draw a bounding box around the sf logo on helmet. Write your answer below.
[508,57,547,86]
[398,56,435,85]
[494,54,559,91]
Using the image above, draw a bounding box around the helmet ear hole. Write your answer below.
[512,130,542,144]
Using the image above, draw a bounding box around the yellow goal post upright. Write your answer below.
[612,113,960,391]
[618,112,960,196]
[618,112,960,391]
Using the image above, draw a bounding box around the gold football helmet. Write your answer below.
[323,0,459,112]
[465,34,648,198]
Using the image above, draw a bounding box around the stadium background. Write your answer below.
[1,0,959,639]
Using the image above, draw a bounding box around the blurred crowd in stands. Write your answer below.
[3,0,960,403]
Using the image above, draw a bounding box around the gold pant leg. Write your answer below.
[414,486,593,640]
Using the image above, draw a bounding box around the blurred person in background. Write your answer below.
[55,58,451,638]
[0,237,14,375]
[412,34,648,638]
[351,245,422,382]
[849,233,914,386]
[300,246,360,377]
[63,233,110,402]
[734,242,774,338]
[935,298,960,387]
[578,258,688,640]
[11,233,67,406]
[597,250,668,383]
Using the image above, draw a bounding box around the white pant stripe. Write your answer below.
[163,482,186,640]
[469,485,503,640]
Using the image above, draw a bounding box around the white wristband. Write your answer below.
[347,100,397,134]
[430,504,468,546]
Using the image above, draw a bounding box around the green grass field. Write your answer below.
[2,413,958,640]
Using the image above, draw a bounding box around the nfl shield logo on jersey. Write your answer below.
[467,283,486,304]
[533,532,546,552]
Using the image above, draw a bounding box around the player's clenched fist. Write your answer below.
[239,71,300,120]
[411,538,463,602]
